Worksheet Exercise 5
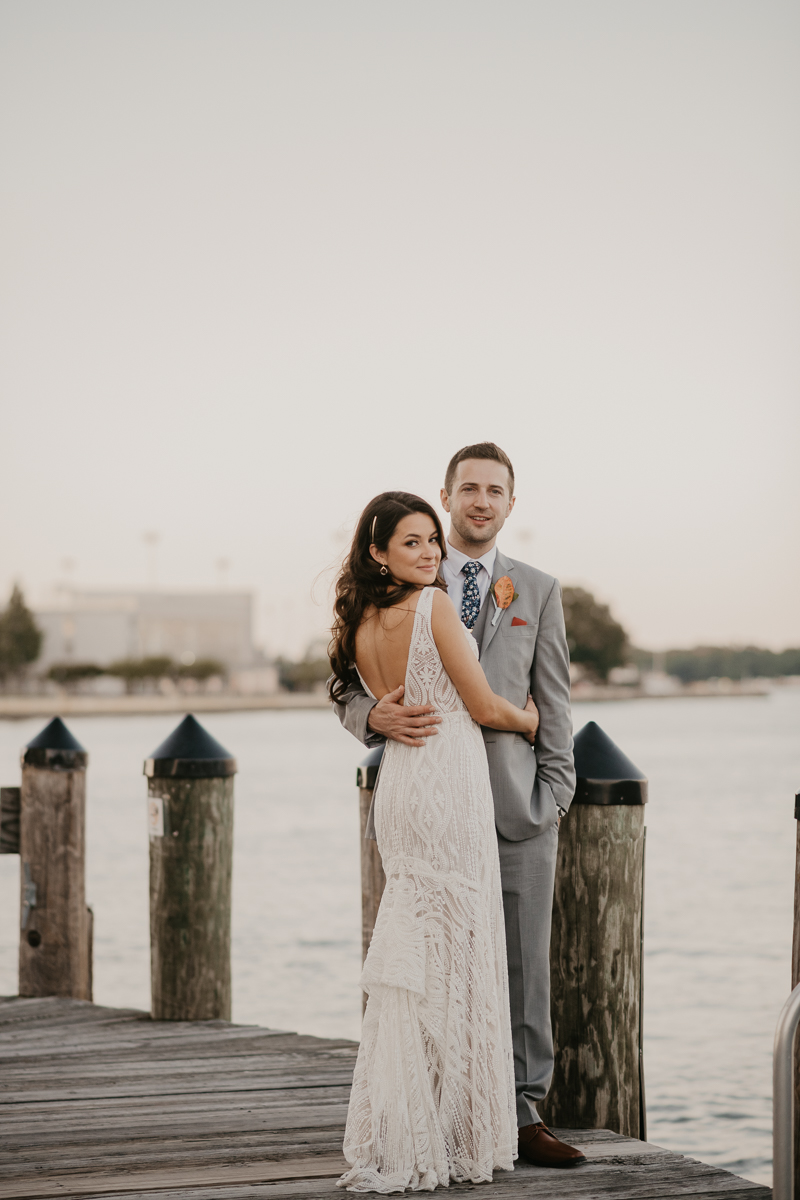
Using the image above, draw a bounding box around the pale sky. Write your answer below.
[1,1,798,658]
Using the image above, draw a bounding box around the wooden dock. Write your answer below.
[0,996,771,1200]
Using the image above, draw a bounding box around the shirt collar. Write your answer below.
[445,540,497,577]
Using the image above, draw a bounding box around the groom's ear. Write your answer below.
[440,487,451,513]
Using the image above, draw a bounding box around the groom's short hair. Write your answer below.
[444,442,515,497]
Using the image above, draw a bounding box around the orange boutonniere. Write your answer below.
[491,576,519,626]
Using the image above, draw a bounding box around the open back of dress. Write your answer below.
[339,586,516,1193]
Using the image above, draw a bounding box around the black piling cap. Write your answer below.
[572,721,647,806]
[23,717,88,771]
[356,745,385,790]
[144,714,236,780]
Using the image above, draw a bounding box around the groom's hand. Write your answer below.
[367,685,441,747]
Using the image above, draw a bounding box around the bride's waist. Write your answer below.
[402,706,472,720]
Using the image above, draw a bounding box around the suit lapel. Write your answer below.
[471,586,492,648]
[479,551,515,658]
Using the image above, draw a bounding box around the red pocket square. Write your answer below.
[511,616,527,626]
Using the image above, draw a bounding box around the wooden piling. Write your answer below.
[17,718,92,1001]
[356,748,386,965]
[541,721,647,1139]
[0,787,20,854]
[144,714,236,1021]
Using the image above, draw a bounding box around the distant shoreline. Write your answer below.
[0,680,777,720]
[0,692,332,720]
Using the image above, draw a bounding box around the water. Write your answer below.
[1,690,798,1187]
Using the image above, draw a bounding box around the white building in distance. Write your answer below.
[35,590,255,671]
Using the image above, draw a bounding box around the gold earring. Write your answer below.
[380,564,389,576]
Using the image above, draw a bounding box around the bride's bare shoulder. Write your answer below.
[431,586,457,610]
[430,587,460,628]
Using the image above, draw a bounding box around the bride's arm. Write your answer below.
[430,590,539,740]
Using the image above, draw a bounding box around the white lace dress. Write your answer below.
[338,586,517,1193]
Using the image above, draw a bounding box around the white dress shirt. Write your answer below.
[441,542,497,621]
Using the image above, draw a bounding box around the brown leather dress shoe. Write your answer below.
[517,1123,587,1168]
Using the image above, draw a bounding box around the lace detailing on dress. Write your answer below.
[338,587,516,1193]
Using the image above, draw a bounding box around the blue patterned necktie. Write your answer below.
[461,561,482,630]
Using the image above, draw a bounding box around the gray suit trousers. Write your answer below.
[498,824,558,1126]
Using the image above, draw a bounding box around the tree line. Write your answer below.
[657,646,800,683]
[47,656,225,692]
[1,583,798,689]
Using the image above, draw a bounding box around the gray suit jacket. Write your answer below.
[334,550,575,842]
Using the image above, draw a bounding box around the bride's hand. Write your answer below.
[523,694,539,744]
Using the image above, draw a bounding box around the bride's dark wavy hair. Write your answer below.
[328,492,448,704]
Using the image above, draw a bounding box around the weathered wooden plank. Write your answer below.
[0,1105,350,1144]
[0,1050,353,1077]
[0,1030,297,1061]
[0,1109,348,1137]
[0,1082,351,1112]
[0,996,144,1019]
[0,1037,343,1061]
[3,1130,346,1173]
[0,1099,350,1132]
[2,1162,770,1200]
[1,1075,344,1093]
[4,1153,348,1199]
[0,1047,357,1081]
[0,1069,356,1102]
[0,1041,353,1060]
[20,1162,769,1200]
[0,1022,308,1044]
[0,1062,356,1089]
[0,999,770,1200]
[0,1037,356,1060]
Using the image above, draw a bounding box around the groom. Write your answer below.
[336,442,584,1169]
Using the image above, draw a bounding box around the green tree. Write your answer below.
[48,662,105,687]
[177,657,225,681]
[562,586,628,682]
[277,655,331,693]
[664,645,800,682]
[0,585,43,682]
[107,656,174,693]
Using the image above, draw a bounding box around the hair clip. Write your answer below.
[371,515,377,543]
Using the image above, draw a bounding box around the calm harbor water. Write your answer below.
[1,689,798,1186]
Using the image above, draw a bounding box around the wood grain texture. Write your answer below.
[0,785,20,853]
[542,804,645,1138]
[0,996,769,1200]
[358,786,385,965]
[18,765,91,1001]
[148,777,234,1021]
[6,1154,348,1199]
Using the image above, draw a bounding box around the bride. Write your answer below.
[329,491,540,1193]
